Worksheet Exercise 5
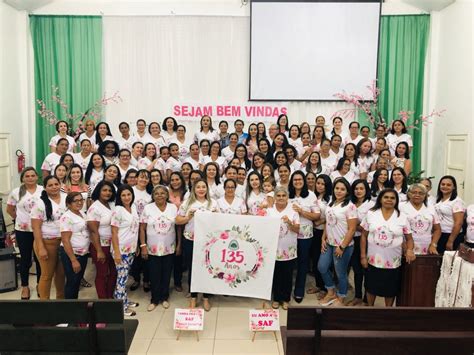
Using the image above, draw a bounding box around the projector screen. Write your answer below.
[250,0,381,101]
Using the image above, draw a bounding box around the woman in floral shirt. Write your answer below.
[59,192,90,299]
[30,176,67,300]
[361,188,416,307]
[6,167,43,299]
[140,186,178,311]
[111,185,140,316]
[267,186,300,310]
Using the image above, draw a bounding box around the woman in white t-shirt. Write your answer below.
[289,171,320,303]
[6,167,43,299]
[78,119,96,149]
[49,120,76,153]
[318,178,358,307]
[465,204,474,247]
[388,167,408,203]
[111,185,140,316]
[330,158,356,184]
[386,120,413,156]
[41,138,69,178]
[401,184,441,255]
[30,176,67,300]
[140,186,178,311]
[170,125,193,163]
[245,172,268,216]
[176,179,218,311]
[115,122,137,152]
[193,115,219,144]
[204,162,223,200]
[217,178,247,215]
[347,179,374,306]
[161,117,178,144]
[87,180,117,299]
[433,175,466,253]
[73,139,93,171]
[138,143,158,171]
[420,178,436,207]
[360,188,415,306]
[268,187,300,310]
[59,192,90,299]
[85,153,106,196]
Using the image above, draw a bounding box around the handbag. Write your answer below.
[458,243,474,263]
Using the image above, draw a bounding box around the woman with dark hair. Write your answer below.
[194,115,219,144]
[59,192,89,299]
[222,133,239,163]
[307,174,332,296]
[285,146,302,172]
[123,169,138,187]
[184,143,201,170]
[272,151,288,171]
[116,121,138,152]
[180,162,193,186]
[117,149,134,182]
[343,143,365,180]
[318,178,357,306]
[301,121,312,136]
[73,139,93,171]
[233,144,252,170]
[370,168,390,200]
[130,141,144,167]
[360,126,371,139]
[245,123,259,158]
[250,152,266,175]
[59,153,74,170]
[85,153,105,192]
[176,180,218,311]
[87,180,117,299]
[433,176,466,253]
[42,138,69,178]
[288,124,303,155]
[170,125,193,162]
[140,185,178,311]
[162,116,178,144]
[201,141,226,175]
[203,162,222,200]
[368,157,389,184]
[391,141,411,175]
[329,134,343,160]
[98,140,120,166]
[62,164,89,211]
[155,146,170,182]
[276,114,290,135]
[31,176,66,299]
[306,152,323,176]
[388,167,408,203]
[217,178,247,215]
[245,172,267,216]
[330,158,356,184]
[420,178,436,207]
[138,143,158,171]
[347,179,374,306]
[329,117,345,140]
[299,132,313,162]
[289,171,320,303]
[312,125,327,152]
[271,133,289,156]
[111,185,140,316]
[257,138,273,164]
[261,163,275,181]
[257,122,267,140]
[49,120,76,153]
[361,188,415,306]
[401,184,441,255]
[357,138,374,174]
[218,120,230,149]
[103,164,122,188]
[319,139,336,174]
[144,121,166,151]
[386,119,413,156]
[135,119,149,143]
[277,164,291,189]
[54,164,68,186]
[268,186,300,310]
[166,143,183,181]
[344,121,363,147]
[95,122,114,149]
[7,167,43,299]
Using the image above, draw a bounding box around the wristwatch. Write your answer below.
[339,244,345,251]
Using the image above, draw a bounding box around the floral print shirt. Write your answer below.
[140,203,177,256]
[60,210,90,256]
[7,186,43,232]
[268,204,300,261]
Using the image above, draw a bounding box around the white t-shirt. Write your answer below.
[201,156,226,173]
[290,191,320,239]
[78,132,96,147]
[7,185,44,232]
[207,182,224,200]
[434,196,465,234]
[60,210,90,256]
[361,209,411,269]
[221,146,236,162]
[165,157,182,173]
[110,205,139,254]
[386,133,413,156]
[179,199,218,240]
[73,152,92,171]
[86,200,113,247]
[134,132,151,144]
[137,157,154,170]
[132,186,152,217]
[30,194,67,239]
[154,157,167,171]
[41,152,62,173]
[49,134,76,153]
[115,135,137,152]
[216,184,245,200]
[330,170,356,185]
[315,197,328,231]
[465,204,474,243]
[140,203,177,256]
[267,204,300,261]
[246,191,268,216]
[217,196,247,215]
[161,131,177,145]
[289,159,303,172]
[320,154,337,174]
[118,164,134,183]
[184,157,200,170]
[358,155,374,174]
[193,130,219,144]
[169,138,193,162]
[400,202,440,255]
[354,200,375,237]
[324,201,358,247]
[88,169,104,194]
[343,135,363,147]
[143,135,166,152]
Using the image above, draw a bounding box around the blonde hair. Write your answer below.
[184,179,212,213]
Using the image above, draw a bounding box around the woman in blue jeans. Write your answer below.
[288,171,320,303]
[59,192,90,299]
[318,178,358,307]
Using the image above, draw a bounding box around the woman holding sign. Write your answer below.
[268,187,300,310]
[176,179,218,311]
[140,186,178,311]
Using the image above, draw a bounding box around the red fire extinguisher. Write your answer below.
[16,150,25,173]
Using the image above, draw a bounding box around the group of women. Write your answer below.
[6,114,473,315]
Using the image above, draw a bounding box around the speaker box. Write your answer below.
[0,247,17,293]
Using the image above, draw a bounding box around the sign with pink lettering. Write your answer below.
[173,308,204,331]
[249,309,280,332]
[191,212,280,300]
[172,103,288,122]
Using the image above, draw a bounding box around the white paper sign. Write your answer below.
[249,309,280,331]
[173,309,204,331]
[191,212,280,300]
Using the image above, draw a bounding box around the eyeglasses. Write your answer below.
[73,198,84,203]
[225,186,236,190]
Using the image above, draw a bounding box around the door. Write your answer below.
[445,134,468,198]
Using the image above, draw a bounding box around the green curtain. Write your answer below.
[30,15,102,171]
[361,15,430,173]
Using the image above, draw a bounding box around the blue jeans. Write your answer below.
[317,244,354,298]
[59,247,88,299]
[294,238,312,298]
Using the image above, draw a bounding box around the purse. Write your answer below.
[458,243,474,263]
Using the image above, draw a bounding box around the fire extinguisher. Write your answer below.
[16,150,25,173]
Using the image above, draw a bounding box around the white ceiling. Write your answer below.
[402,0,455,11]
[4,0,53,11]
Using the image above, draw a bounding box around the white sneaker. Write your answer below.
[127,301,139,308]
[124,308,136,317]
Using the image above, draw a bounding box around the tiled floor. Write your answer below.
[0,260,383,355]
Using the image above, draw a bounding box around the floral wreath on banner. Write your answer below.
[203,225,266,288]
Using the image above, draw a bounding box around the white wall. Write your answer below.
[0,2,31,190]
[424,0,474,203]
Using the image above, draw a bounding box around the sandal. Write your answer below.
[80,278,92,288]
[21,287,30,300]
[306,287,320,294]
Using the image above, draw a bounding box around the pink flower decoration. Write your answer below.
[220,231,229,240]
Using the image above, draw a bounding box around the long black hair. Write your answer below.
[394,141,410,159]
[436,175,458,203]
[85,153,106,184]
[95,122,113,145]
[388,167,408,194]
[350,179,371,204]
[371,188,400,216]
[289,171,309,199]
[40,175,61,222]
[91,180,117,202]
[115,184,135,207]
[276,114,289,132]
[162,116,178,132]
[329,178,352,207]
[306,152,322,174]
[370,168,389,197]
[18,167,38,202]
[343,143,359,166]
[233,144,252,170]
[315,174,332,203]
